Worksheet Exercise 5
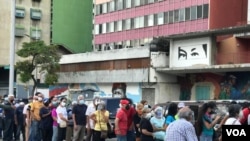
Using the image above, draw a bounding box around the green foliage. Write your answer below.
[15,40,61,95]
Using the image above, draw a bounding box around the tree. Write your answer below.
[149,36,170,54]
[15,41,61,96]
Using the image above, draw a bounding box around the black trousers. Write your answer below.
[57,126,66,141]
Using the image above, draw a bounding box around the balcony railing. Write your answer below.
[216,52,250,64]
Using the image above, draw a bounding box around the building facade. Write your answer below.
[0,0,51,97]
[54,0,250,104]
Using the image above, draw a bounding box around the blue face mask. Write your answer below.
[79,100,85,105]
[156,111,162,118]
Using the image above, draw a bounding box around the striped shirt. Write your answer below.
[165,118,198,141]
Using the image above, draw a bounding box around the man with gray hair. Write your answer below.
[72,95,87,141]
[165,107,198,141]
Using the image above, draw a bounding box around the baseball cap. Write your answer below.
[120,99,129,105]
[178,102,185,108]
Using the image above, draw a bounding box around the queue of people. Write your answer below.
[0,93,249,141]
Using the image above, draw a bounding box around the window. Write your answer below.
[131,18,134,29]
[203,4,209,18]
[185,7,190,21]
[179,8,185,22]
[139,16,144,28]
[15,25,25,37]
[99,24,102,34]
[169,11,174,23]
[190,6,197,20]
[30,27,41,40]
[95,24,99,35]
[117,20,122,31]
[114,21,118,31]
[158,13,164,25]
[174,10,179,22]
[135,17,140,28]
[109,22,114,32]
[102,3,107,13]
[164,12,169,24]
[102,23,106,34]
[126,0,132,8]
[109,1,115,12]
[96,5,100,15]
[125,19,131,30]
[106,23,110,33]
[135,0,140,7]
[197,5,202,19]
[148,0,154,4]
[117,0,123,10]
[125,40,131,48]
[148,15,154,26]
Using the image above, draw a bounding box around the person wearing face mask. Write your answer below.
[133,103,143,141]
[90,101,110,141]
[85,96,101,141]
[115,99,129,141]
[0,94,16,141]
[56,97,68,141]
[197,102,221,141]
[150,106,165,141]
[139,107,154,141]
[29,92,44,141]
[165,107,198,141]
[39,98,53,141]
[72,95,88,141]
[51,96,59,141]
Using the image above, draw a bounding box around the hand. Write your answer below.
[74,125,78,131]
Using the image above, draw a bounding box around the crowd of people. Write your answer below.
[0,92,249,141]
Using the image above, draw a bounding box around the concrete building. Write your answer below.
[0,0,93,98]
[0,0,51,97]
[51,0,250,105]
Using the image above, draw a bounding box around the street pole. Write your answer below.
[9,0,16,95]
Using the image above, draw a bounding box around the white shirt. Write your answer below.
[85,103,96,129]
[23,104,29,115]
[225,117,241,125]
[56,106,68,124]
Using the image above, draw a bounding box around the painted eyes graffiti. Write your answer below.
[178,44,207,60]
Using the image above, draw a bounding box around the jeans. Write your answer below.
[200,133,213,141]
[29,120,41,141]
[127,130,136,141]
[117,135,127,141]
[85,128,94,141]
[3,118,14,141]
[52,126,58,141]
[16,123,25,141]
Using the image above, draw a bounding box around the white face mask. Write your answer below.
[114,94,122,98]
[37,97,43,101]
[239,110,244,119]
[61,102,66,107]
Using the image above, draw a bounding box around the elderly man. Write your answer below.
[165,107,198,141]
[72,95,88,141]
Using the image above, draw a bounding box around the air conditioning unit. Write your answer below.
[30,8,42,20]
[15,8,25,18]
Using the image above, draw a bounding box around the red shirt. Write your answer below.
[115,108,128,135]
[126,106,136,130]
[240,107,250,124]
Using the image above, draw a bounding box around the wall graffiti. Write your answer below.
[178,72,250,100]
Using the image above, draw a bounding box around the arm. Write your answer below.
[58,113,68,122]
[40,109,51,118]
[141,129,154,136]
[204,116,221,129]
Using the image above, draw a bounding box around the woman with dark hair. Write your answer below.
[56,97,68,141]
[197,102,221,141]
[165,102,178,128]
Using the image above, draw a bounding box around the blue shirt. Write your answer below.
[150,116,165,140]
[165,115,175,125]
